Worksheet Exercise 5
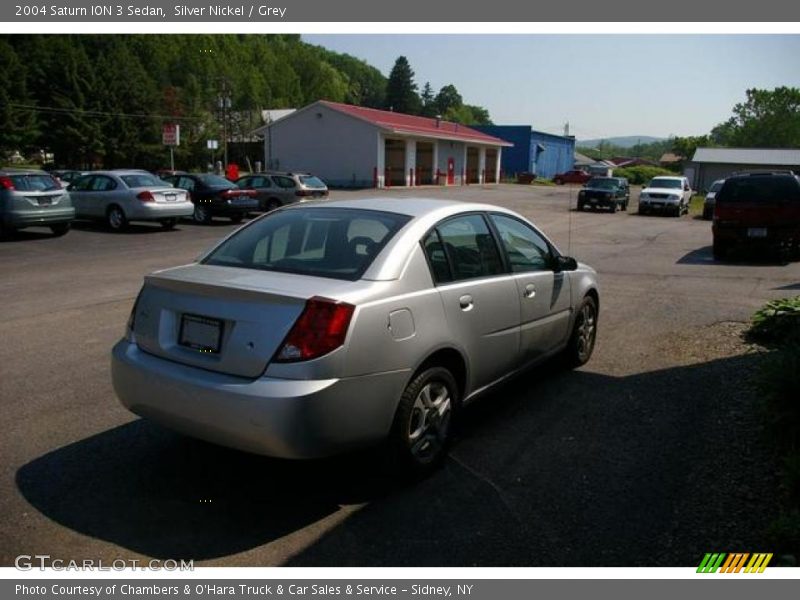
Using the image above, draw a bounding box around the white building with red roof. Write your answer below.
[252,100,512,188]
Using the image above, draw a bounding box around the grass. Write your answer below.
[749,296,800,555]
[689,194,705,217]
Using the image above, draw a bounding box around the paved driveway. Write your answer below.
[1,184,797,566]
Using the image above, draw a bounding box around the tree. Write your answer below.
[671,135,710,162]
[384,56,421,115]
[435,84,463,115]
[714,87,800,148]
[0,40,38,158]
[420,82,436,117]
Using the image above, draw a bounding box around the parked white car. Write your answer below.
[638,176,693,217]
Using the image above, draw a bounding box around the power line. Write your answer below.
[5,102,203,122]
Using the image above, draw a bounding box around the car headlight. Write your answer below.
[670,194,681,202]
[640,193,649,200]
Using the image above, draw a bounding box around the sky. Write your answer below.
[302,34,800,140]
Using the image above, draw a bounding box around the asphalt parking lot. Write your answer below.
[1,183,798,567]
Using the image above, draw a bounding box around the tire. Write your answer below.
[609,202,617,213]
[713,238,729,261]
[390,366,458,476]
[266,198,281,211]
[229,213,244,224]
[160,218,178,230]
[0,223,14,241]
[193,203,212,224]
[577,201,585,212]
[564,295,598,368]
[49,222,71,237]
[106,205,128,231]
[702,207,712,220]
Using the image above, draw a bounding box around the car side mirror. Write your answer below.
[554,255,578,272]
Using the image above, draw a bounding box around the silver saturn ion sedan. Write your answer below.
[112,198,599,473]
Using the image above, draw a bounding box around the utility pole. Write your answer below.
[217,79,232,168]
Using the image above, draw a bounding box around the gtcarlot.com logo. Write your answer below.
[697,553,773,573]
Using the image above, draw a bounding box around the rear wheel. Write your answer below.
[390,366,457,476]
[160,218,178,230]
[0,223,15,240]
[50,222,71,237]
[564,295,598,368]
[266,198,281,211]
[106,205,128,231]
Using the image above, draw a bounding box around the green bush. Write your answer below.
[748,296,800,345]
[613,166,677,185]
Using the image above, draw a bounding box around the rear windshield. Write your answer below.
[709,181,724,193]
[197,174,235,188]
[649,178,682,189]
[203,207,412,280]
[587,178,617,189]
[121,174,167,188]
[299,175,327,189]
[9,174,61,192]
[717,176,800,203]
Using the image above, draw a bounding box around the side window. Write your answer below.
[274,176,296,189]
[253,176,270,188]
[436,214,504,281]
[422,230,452,284]
[71,176,93,191]
[178,177,195,191]
[91,176,116,192]
[237,177,251,189]
[490,214,552,273]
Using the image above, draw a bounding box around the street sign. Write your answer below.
[207,139,219,150]
[162,123,180,146]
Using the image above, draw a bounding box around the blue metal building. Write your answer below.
[473,125,576,179]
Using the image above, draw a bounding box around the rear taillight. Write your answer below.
[274,297,355,363]
[295,190,311,197]
[125,289,144,341]
[0,176,15,190]
[137,191,155,202]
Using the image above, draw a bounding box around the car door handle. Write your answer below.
[458,294,474,311]
[523,283,536,299]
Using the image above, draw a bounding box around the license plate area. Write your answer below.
[748,227,768,238]
[179,314,223,354]
[164,193,177,202]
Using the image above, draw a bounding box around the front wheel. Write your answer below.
[564,296,598,368]
[193,203,212,224]
[107,206,128,231]
[390,367,458,476]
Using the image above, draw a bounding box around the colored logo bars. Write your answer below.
[697,553,773,573]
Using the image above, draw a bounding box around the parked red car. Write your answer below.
[712,171,800,261]
[553,169,592,185]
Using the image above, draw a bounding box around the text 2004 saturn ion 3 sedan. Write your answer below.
[111,198,599,473]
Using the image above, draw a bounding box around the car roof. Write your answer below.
[293,197,492,218]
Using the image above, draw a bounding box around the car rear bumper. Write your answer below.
[111,340,408,459]
[713,224,799,247]
[3,207,76,227]
[127,201,195,220]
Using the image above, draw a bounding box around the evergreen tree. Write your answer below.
[420,82,436,117]
[384,56,421,115]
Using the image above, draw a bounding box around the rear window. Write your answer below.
[9,174,61,192]
[717,176,800,203]
[121,174,167,188]
[196,174,235,188]
[203,208,412,280]
[709,180,724,193]
[299,175,327,189]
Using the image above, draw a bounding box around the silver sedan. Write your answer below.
[111,198,599,473]
[69,170,194,231]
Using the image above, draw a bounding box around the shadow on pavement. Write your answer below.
[71,221,177,235]
[16,353,779,566]
[677,245,793,266]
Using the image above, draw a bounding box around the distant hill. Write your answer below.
[579,136,666,148]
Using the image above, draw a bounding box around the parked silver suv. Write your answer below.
[0,168,75,239]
